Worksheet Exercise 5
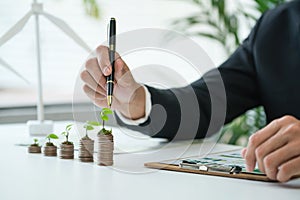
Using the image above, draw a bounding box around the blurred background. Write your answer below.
[0,0,288,145]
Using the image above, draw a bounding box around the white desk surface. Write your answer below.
[0,122,299,200]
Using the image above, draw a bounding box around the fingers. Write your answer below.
[84,57,106,90]
[114,58,136,88]
[96,45,125,77]
[277,156,300,182]
[114,57,129,80]
[244,115,300,182]
[245,119,280,171]
[241,143,300,182]
[83,84,121,110]
[96,45,112,76]
[254,132,288,174]
[94,45,133,87]
[263,141,300,180]
[83,84,106,101]
[241,148,247,158]
[80,70,106,96]
[82,45,142,120]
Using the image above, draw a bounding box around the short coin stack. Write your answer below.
[79,136,94,162]
[43,145,57,156]
[28,145,41,153]
[97,133,114,166]
[60,144,74,159]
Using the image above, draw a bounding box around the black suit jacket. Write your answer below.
[117,1,300,140]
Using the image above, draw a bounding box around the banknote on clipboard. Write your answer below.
[144,149,300,182]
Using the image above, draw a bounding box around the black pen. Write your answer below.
[107,18,116,107]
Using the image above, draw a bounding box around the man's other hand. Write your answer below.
[242,115,300,182]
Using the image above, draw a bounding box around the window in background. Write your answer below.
[0,0,228,123]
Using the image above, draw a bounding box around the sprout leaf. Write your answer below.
[66,124,73,130]
[101,115,109,121]
[102,108,113,115]
[84,124,94,130]
[47,133,59,140]
[87,121,101,126]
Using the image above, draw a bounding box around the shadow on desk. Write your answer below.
[274,179,300,189]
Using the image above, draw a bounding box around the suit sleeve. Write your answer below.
[116,14,265,141]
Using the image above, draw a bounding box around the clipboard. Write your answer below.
[144,149,300,182]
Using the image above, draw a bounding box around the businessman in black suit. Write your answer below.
[81,1,300,182]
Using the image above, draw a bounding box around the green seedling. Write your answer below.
[83,121,100,138]
[61,124,73,145]
[46,133,59,146]
[31,138,39,147]
[99,107,113,135]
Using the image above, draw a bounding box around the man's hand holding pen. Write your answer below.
[81,45,146,120]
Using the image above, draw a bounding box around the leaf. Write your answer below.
[100,108,113,121]
[241,10,258,22]
[195,32,222,42]
[83,0,100,19]
[101,108,113,115]
[101,115,109,121]
[61,131,67,136]
[47,133,59,140]
[66,124,73,131]
[192,0,202,5]
[33,138,38,143]
[87,121,101,126]
[86,125,94,130]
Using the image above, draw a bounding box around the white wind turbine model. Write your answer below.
[0,57,29,83]
[0,0,92,136]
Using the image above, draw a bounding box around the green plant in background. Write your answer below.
[172,0,287,54]
[219,107,266,145]
[61,124,73,145]
[46,133,59,146]
[172,0,288,145]
[82,0,100,18]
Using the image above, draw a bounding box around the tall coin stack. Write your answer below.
[79,136,94,162]
[97,133,114,166]
[60,144,74,159]
[43,145,57,156]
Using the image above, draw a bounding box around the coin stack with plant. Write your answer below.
[79,121,98,162]
[60,124,74,159]
[44,133,59,156]
[28,138,41,153]
[97,108,114,166]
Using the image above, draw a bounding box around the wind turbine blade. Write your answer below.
[41,12,92,52]
[0,11,33,47]
[0,57,30,84]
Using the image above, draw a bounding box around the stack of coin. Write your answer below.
[43,145,57,156]
[60,144,74,159]
[79,137,94,162]
[97,133,114,166]
[28,145,41,153]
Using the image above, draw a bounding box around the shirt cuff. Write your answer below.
[115,85,152,125]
